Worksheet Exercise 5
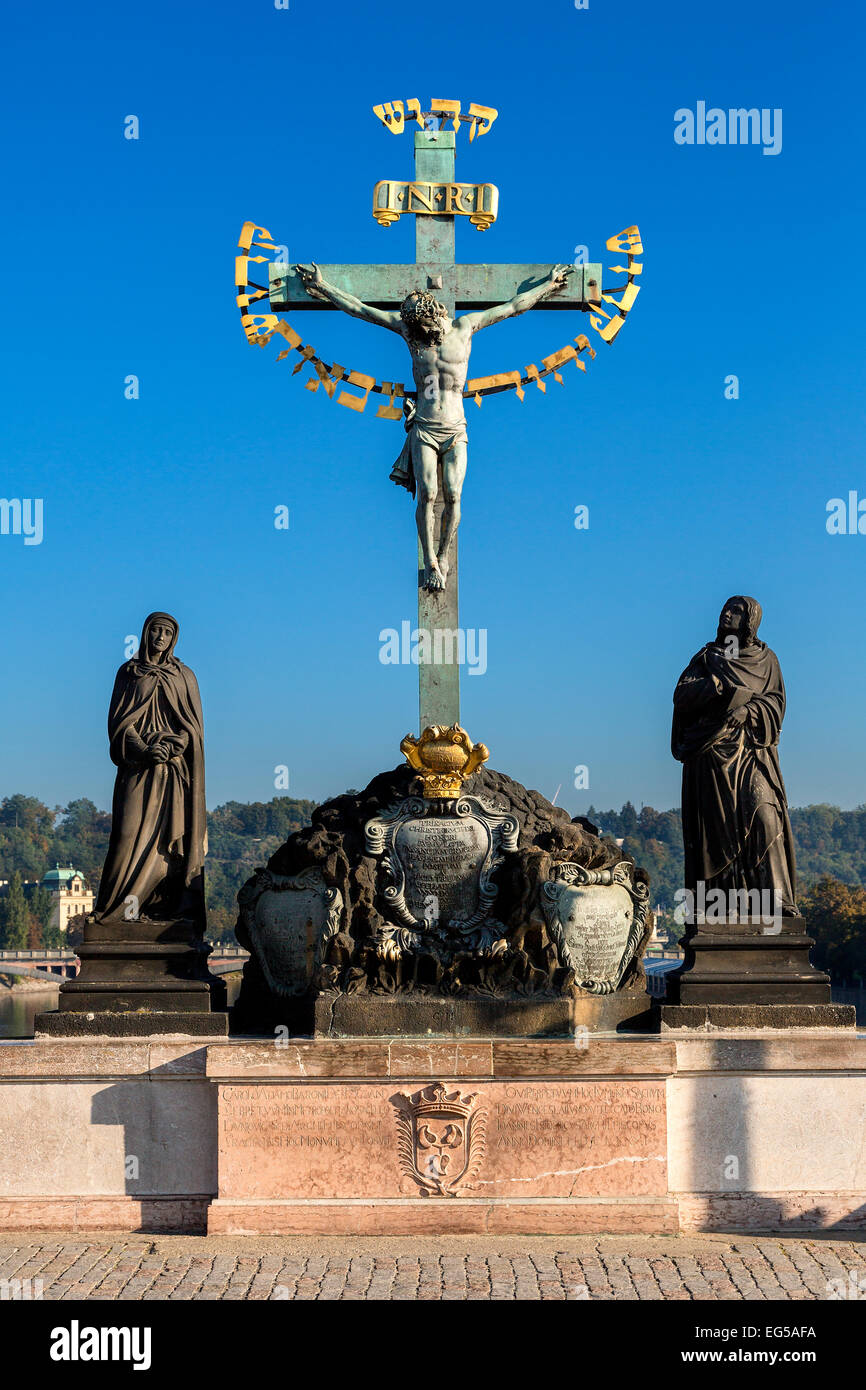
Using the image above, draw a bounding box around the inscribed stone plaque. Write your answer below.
[395,815,489,925]
[541,862,649,994]
[237,867,342,997]
[216,1079,667,1201]
[364,795,518,952]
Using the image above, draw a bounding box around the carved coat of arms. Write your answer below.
[392,1082,487,1197]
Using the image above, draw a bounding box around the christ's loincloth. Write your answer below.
[390,418,468,498]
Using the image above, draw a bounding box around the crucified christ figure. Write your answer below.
[296,262,574,591]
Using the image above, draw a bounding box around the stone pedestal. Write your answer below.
[3,1033,866,1235]
[311,991,655,1037]
[233,763,655,1038]
[35,914,228,1038]
[662,1002,854,1030]
[206,1039,675,1234]
[34,1011,228,1038]
[662,916,854,1030]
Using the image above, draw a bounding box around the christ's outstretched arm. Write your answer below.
[461,264,575,332]
[296,262,403,333]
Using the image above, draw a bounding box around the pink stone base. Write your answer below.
[207,1199,679,1236]
[210,1073,670,1233]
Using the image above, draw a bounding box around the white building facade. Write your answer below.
[42,865,93,933]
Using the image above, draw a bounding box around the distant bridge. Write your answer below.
[0,950,78,981]
[0,945,249,983]
[209,948,250,975]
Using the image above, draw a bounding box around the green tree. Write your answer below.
[0,871,30,950]
[52,798,111,890]
[800,876,866,983]
[204,796,316,943]
[65,916,87,949]
[29,883,63,949]
[0,794,54,837]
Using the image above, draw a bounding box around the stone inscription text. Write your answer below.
[396,817,488,924]
[562,884,633,981]
[217,1080,668,1201]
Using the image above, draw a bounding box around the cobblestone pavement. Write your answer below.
[0,1233,865,1300]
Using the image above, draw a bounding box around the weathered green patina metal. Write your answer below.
[413,132,458,734]
[269,132,600,733]
[271,260,600,311]
[269,134,600,317]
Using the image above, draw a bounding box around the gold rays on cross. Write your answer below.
[235,222,643,420]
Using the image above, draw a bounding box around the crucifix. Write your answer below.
[261,123,618,734]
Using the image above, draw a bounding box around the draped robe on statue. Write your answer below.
[671,616,797,917]
[96,614,207,926]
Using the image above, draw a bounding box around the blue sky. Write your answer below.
[2,0,865,817]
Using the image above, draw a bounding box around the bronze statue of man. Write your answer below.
[672,596,798,920]
[297,261,573,591]
[95,612,207,927]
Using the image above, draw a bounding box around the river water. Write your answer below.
[0,988,59,1039]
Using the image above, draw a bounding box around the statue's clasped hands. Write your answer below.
[148,731,188,765]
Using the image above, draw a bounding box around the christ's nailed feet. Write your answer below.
[424,558,446,592]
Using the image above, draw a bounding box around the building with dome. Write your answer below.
[41,864,93,933]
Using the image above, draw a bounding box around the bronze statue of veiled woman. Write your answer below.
[96,612,207,927]
[672,595,798,917]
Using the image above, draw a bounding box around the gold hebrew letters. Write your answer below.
[430,98,462,131]
[236,208,638,415]
[372,101,405,134]
[589,224,644,347]
[372,98,499,139]
[337,369,376,413]
[466,103,498,141]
